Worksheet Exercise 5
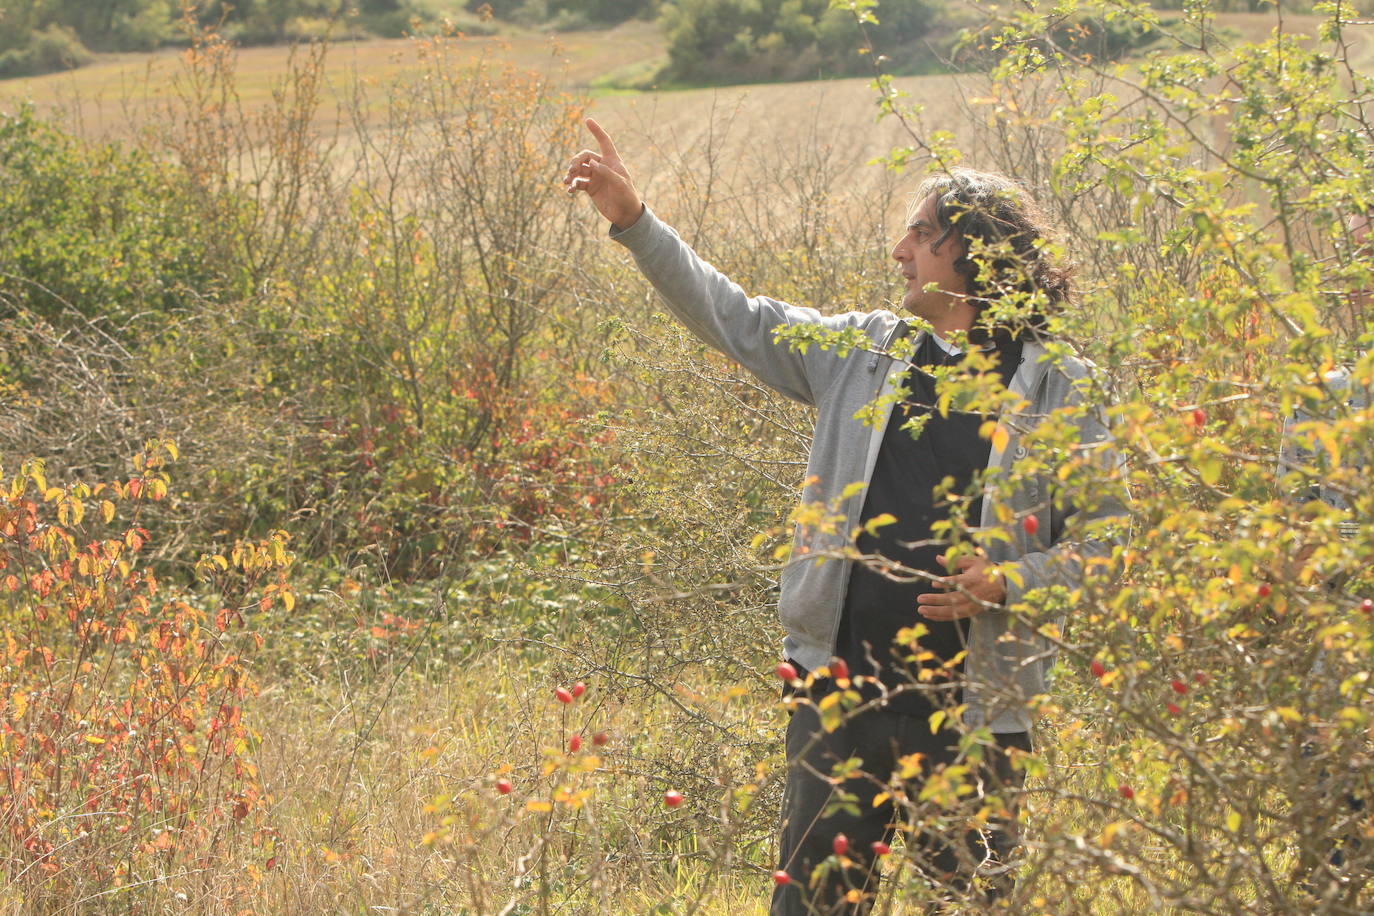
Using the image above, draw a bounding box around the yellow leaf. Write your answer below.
[840,481,867,500]
[1100,820,1130,847]
[864,513,897,535]
[872,792,890,808]
[991,424,1010,453]
[102,501,116,524]
[526,800,553,813]
[84,735,106,744]
[1226,811,1241,832]
[11,691,27,719]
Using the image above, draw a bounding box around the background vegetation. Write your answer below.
[0,0,1372,913]
[0,0,491,78]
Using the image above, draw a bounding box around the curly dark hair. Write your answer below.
[913,168,1073,339]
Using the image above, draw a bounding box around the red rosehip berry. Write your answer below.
[871,841,891,857]
[663,790,683,808]
[1119,784,1135,800]
[592,731,610,746]
[571,681,586,699]
[1166,702,1182,716]
[1192,408,1206,427]
[1362,598,1373,615]
[772,870,791,886]
[555,687,573,704]
[1171,679,1188,695]
[832,833,849,856]
[1258,583,1271,598]
[1090,660,1107,678]
[830,659,849,681]
[1023,514,1039,537]
[1193,672,1207,684]
[569,735,582,753]
[776,661,798,682]
[496,778,513,795]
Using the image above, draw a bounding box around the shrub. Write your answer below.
[0,443,287,909]
[659,0,942,84]
[0,106,232,333]
[0,25,92,79]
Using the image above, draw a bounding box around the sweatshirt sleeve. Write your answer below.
[611,205,889,407]
[1001,396,1129,609]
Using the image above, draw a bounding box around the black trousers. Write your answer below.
[771,701,1031,915]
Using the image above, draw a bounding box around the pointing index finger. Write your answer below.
[585,118,619,160]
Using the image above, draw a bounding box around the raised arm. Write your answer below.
[562,119,897,407]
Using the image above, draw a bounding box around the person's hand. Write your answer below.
[917,552,1007,620]
[564,118,643,230]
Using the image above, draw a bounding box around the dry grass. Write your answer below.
[242,648,784,915]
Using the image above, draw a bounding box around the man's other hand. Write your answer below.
[564,118,643,230]
[917,552,1007,620]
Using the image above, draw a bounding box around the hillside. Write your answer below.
[1,11,1364,235]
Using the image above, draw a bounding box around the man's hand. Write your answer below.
[917,552,1007,621]
[564,118,643,230]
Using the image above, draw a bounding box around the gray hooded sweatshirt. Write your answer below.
[613,206,1124,733]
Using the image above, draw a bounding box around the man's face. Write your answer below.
[891,195,971,326]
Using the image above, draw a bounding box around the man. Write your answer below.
[566,119,1123,913]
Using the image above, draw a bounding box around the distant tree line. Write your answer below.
[463,0,943,81]
[0,0,1287,85]
[465,0,1169,85]
[0,0,428,78]
[659,0,940,83]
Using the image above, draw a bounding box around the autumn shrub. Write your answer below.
[0,442,292,911]
[1,31,626,582]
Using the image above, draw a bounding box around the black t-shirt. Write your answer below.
[832,331,1023,717]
